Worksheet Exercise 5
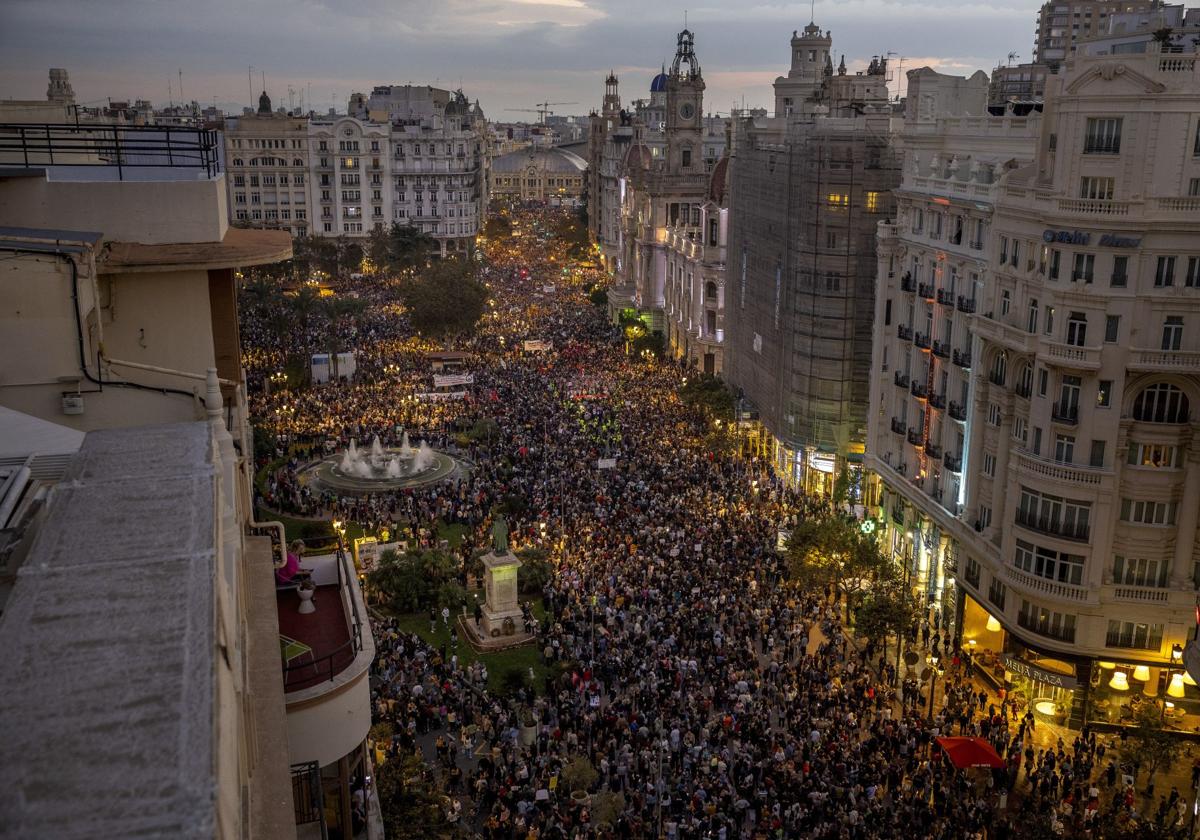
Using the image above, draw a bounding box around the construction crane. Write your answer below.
[504,100,579,125]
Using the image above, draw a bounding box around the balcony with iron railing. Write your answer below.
[0,122,222,179]
[911,381,929,400]
[907,428,925,448]
[914,332,931,350]
[891,417,906,435]
[1014,507,1089,542]
[944,452,963,472]
[956,295,976,314]
[277,544,366,693]
[936,288,954,306]
[900,273,916,293]
[926,442,943,460]
[952,349,972,369]
[918,283,936,301]
[1051,402,1079,426]
[1016,605,1077,643]
[897,324,914,341]
[928,392,946,410]
[948,401,968,422]
[932,340,950,359]
[894,371,910,389]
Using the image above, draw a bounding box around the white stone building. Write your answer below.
[224,87,489,256]
[867,46,1200,731]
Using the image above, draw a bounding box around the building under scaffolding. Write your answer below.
[724,22,901,497]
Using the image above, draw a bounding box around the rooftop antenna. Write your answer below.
[1007,51,1020,67]
[248,66,254,109]
[810,0,816,22]
[168,76,173,107]
[178,68,184,105]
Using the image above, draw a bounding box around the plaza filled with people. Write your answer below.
[242,207,1192,839]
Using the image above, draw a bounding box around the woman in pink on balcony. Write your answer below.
[275,539,312,586]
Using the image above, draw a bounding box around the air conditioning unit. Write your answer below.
[62,394,84,415]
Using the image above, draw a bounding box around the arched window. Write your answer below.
[1017,363,1033,397]
[293,158,303,167]
[991,351,1007,386]
[1133,383,1189,423]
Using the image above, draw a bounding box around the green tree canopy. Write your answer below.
[679,374,735,420]
[785,516,895,598]
[398,258,487,343]
[368,222,438,275]
[1120,702,1183,789]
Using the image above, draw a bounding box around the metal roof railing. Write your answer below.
[0,122,222,179]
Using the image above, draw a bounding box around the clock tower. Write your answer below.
[665,28,705,175]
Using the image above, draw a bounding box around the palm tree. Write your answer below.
[289,285,322,358]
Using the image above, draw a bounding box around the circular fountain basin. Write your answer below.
[300,446,461,494]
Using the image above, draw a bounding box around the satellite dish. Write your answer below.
[904,650,920,667]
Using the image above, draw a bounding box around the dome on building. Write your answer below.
[707,155,730,206]
[650,72,669,93]
[492,146,587,175]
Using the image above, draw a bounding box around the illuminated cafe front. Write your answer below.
[960,594,1200,737]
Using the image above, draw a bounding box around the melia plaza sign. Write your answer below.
[1043,229,1141,248]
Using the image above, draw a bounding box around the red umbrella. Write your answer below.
[936,737,1006,769]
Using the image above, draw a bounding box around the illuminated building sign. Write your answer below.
[1043,230,1141,248]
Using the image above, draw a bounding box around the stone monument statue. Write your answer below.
[478,516,522,639]
[492,515,510,555]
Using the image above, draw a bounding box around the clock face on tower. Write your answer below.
[679,102,695,121]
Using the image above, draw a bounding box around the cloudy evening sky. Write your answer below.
[0,0,1032,118]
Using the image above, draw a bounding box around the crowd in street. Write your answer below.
[243,206,1191,838]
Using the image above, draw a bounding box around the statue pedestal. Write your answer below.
[480,549,523,638]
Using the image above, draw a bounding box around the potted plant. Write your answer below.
[297,578,317,614]
[561,755,597,807]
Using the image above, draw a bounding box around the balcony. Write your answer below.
[894,371,910,389]
[948,401,968,422]
[1127,348,1200,372]
[1051,402,1079,425]
[0,122,223,179]
[1014,507,1089,542]
[891,417,906,435]
[1107,584,1173,605]
[1016,607,1077,644]
[914,332,931,350]
[1040,339,1101,371]
[932,340,950,359]
[1006,566,1090,604]
[944,452,963,472]
[928,392,946,410]
[1015,450,1111,487]
[918,283,936,301]
[897,324,914,341]
[911,381,929,400]
[936,288,954,306]
[926,442,943,459]
[907,428,925,448]
[900,273,916,293]
[956,295,976,314]
[972,313,1038,354]
[277,547,366,692]
[952,350,972,370]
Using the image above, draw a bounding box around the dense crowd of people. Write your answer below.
[243,207,1192,838]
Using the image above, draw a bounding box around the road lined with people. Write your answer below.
[243,207,1187,839]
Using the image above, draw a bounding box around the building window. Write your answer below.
[1096,380,1111,407]
[1104,315,1119,343]
[1014,539,1084,586]
[1072,253,1094,283]
[865,191,881,212]
[1127,442,1180,469]
[1110,255,1128,287]
[1083,117,1122,154]
[1155,256,1177,287]
[1187,258,1200,288]
[1162,316,1184,351]
[1079,176,1114,200]
[983,453,996,477]
[1016,487,1091,540]
[1106,620,1163,651]
[1013,417,1027,443]
[1121,499,1178,526]
[1065,312,1087,346]
[988,403,1001,426]
[987,576,1005,609]
[827,193,849,209]
[1113,555,1168,588]
[1018,599,1077,642]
